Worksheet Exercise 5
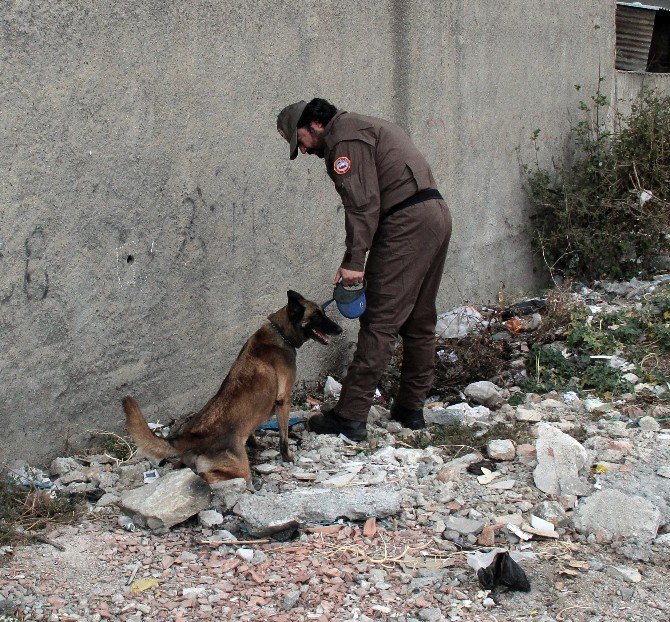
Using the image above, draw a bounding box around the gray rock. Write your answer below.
[118,461,152,487]
[533,424,591,496]
[235,548,254,561]
[96,472,120,491]
[655,533,670,546]
[418,608,443,622]
[209,529,236,543]
[638,416,661,432]
[118,468,211,531]
[64,481,96,495]
[657,466,670,479]
[254,463,281,474]
[198,509,224,528]
[49,457,81,477]
[425,402,490,426]
[182,587,207,599]
[435,452,482,483]
[444,515,484,535]
[574,489,662,543]
[235,487,401,537]
[515,406,543,422]
[96,492,120,507]
[462,405,491,426]
[487,439,515,461]
[540,398,564,409]
[533,501,568,527]
[596,460,670,524]
[211,477,247,512]
[58,469,89,485]
[605,565,642,583]
[424,404,465,425]
[464,381,504,409]
[282,590,301,610]
[368,405,391,423]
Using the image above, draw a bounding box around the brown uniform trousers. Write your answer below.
[338,200,451,421]
[322,111,452,422]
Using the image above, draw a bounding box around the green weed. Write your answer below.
[523,86,670,281]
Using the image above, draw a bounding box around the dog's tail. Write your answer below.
[122,396,179,460]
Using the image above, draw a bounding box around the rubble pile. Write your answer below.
[2,275,670,621]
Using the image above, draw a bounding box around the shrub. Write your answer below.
[524,85,670,281]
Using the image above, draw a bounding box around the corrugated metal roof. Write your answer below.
[617,1,670,11]
[615,4,657,70]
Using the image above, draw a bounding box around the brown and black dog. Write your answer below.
[123,290,341,483]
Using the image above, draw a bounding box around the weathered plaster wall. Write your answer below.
[614,69,670,116]
[0,0,614,464]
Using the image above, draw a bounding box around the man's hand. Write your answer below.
[334,267,365,287]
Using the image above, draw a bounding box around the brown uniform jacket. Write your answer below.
[323,110,439,272]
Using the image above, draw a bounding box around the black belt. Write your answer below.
[382,188,443,220]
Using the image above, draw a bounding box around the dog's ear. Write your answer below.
[287,290,305,322]
[287,290,304,301]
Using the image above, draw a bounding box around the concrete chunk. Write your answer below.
[235,487,401,537]
[487,439,516,461]
[574,489,662,543]
[464,381,504,409]
[118,468,211,531]
[533,423,591,496]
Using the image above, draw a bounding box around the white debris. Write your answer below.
[435,306,486,338]
[323,376,342,400]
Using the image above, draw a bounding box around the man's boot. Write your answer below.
[307,408,367,441]
[390,402,425,430]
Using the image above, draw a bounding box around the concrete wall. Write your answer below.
[614,69,670,116]
[0,0,614,465]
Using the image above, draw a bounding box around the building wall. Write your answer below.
[0,0,614,464]
[614,69,670,116]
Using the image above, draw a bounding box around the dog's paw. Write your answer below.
[281,450,294,463]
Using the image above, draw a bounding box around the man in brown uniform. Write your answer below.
[277,98,452,441]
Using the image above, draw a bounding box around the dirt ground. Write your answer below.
[3,279,670,622]
[2,482,669,622]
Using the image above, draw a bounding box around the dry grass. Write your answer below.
[378,328,512,403]
[0,476,80,550]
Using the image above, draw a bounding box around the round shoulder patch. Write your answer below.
[334,156,351,175]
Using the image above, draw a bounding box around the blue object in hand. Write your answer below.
[322,282,366,319]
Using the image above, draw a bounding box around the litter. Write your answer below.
[147,421,170,437]
[471,551,531,594]
[562,391,579,403]
[467,460,498,475]
[323,376,342,400]
[500,298,545,320]
[506,524,533,541]
[477,468,500,485]
[118,515,137,532]
[639,189,653,206]
[130,577,159,594]
[257,416,304,431]
[503,317,525,335]
[6,460,52,490]
[435,306,486,339]
[143,469,160,484]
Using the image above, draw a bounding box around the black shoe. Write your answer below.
[307,409,367,441]
[390,402,426,430]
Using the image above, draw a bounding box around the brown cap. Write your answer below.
[277,101,307,160]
